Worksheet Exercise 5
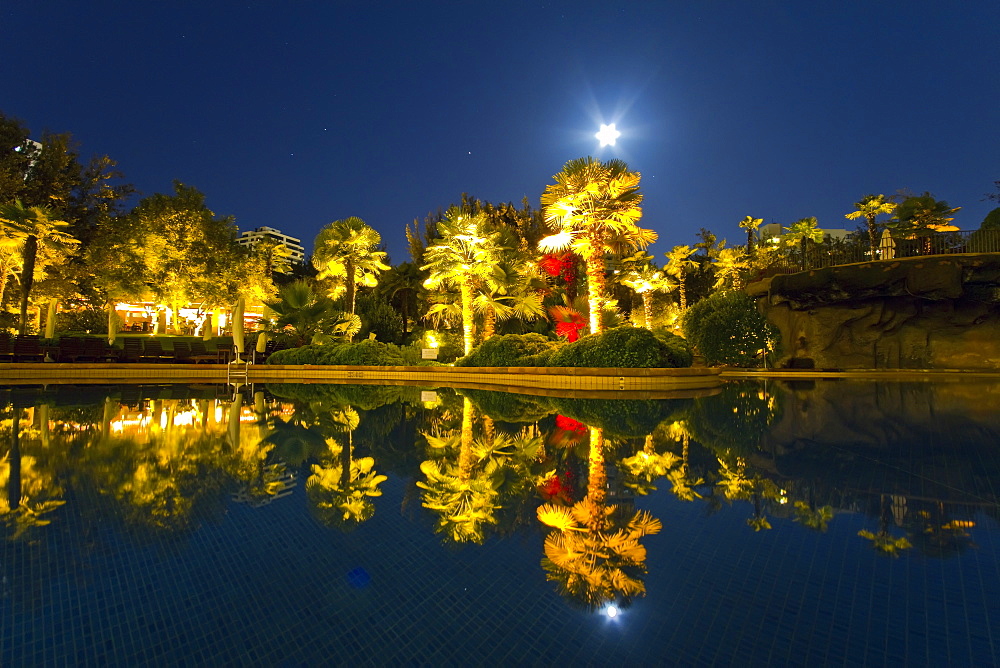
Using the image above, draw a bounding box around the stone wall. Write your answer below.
[748,255,1000,369]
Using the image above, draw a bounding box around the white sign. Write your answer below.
[421,348,438,359]
[420,391,439,403]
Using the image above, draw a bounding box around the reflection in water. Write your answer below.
[1,378,999,615]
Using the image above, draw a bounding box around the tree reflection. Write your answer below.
[858,494,912,557]
[1,400,65,540]
[307,407,387,530]
[417,397,501,544]
[537,426,662,610]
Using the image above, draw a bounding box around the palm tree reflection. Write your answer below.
[537,426,662,611]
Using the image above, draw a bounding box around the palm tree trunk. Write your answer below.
[747,230,755,259]
[587,426,607,531]
[584,245,607,335]
[460,281,475,355]
[346,258,356,315]
[459,397,474,479]
[678,269,688,310]
[483,306,496,340]
[867,216,878,259]
[642,291,653,329]
[18,235,38,335]
[341,430,353,490]
[7,399,22,511]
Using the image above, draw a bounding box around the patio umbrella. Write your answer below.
[879,228,896,259]
[232,296,246,357]
[107,303,119,346]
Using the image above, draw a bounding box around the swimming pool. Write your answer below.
[1,380,997,665]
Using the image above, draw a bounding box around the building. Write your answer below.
[237,226,306,266]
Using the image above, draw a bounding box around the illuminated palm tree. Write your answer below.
[782,217,824,270]
[618,252,676,329]
[472,257,546,339]
[710,246,749,291]
[792,500,834,532]
[537,426,662,610]
[664,421,703,502]
[540,157,655,335]
[421,209,507,354]
[2,398,65,540]
[663,245,697,309]
[844,194,896,259]
[313,217,389,318]
[858,494,913,556]
[0,200,79,334]
[738,215,763,259]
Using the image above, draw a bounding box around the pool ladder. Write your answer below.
[226,345,250,385]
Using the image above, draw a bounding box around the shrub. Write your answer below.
[652,328,694,368]
[455,333,557,367]
[357,293,404,344]
[546,326,692,368]
[266,340,406,366]
[681,291,777,366]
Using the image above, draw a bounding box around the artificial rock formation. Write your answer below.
[748,255,1000,369]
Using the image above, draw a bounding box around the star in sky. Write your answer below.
[595,123,621,147]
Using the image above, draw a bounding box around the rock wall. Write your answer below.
[748,255,1000,369]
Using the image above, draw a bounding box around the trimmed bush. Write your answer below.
[681,291,777,366]
[652,328,695,368]
[455,333,557,367]
[546,326,692,368]
[265,340,405,366]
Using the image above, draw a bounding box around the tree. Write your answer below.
[263,280,342,346]
[710,247,749,291]
[376,261,425,339]
[663,245,697,309]
[891,192,960,253]
[540,157,655,335]
[845,195,897,259]
[681,290,776,366]
[536,426,662,610]
[312,217,389,317]
[618,252,676,328]
[782,217,824,270]
[0,200,79,334]
[738,216,763,259]
[421,208,506,355]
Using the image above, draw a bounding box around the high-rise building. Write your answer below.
[237,226,306,266]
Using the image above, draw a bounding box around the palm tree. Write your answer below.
[0,200,79,334]
[421,209,506,355]
[782,217,824,270]
[663,245,697,309]
[711,247,749,291]
[263,280,342,346]
[618,252,676,329]
[472,251,546,339]
[844,195,897,259]
[539,157,655,335]
[253,237,294,280]
[376,261,424,338]
[619,434,680,495]
[312,217,389,317]
[738,215,763,259]
[536,426,662,610]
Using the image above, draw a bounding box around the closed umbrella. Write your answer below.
[232,296,245,358]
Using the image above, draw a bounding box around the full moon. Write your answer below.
[595,123,621,147]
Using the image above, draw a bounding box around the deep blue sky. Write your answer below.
[3,1,998,263]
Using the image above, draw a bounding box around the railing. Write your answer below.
[755,229,1000,279]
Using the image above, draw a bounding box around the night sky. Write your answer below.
[3,1,998,263]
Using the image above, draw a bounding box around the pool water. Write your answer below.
[1,380,998,665]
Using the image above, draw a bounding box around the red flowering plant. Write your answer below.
[538,469,576,505]
[546,414,588,450]
[548,305,586,342]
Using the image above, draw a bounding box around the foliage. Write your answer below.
[266,339,407,366]
[650,328,694,368]
[356,291,404,344]
[312,217,389,316]
[59,307,108,334]
[845,194,896,257]
[548,397,692,438]
[540,157,655,335]
[263,280,343,346]
[891,192,960,236]
[681,291,776,366]
[981,207,1000,230]
[687,381,780,457]
[459,388,554,423]
[454,333,557,367]
[545,325,691,369]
